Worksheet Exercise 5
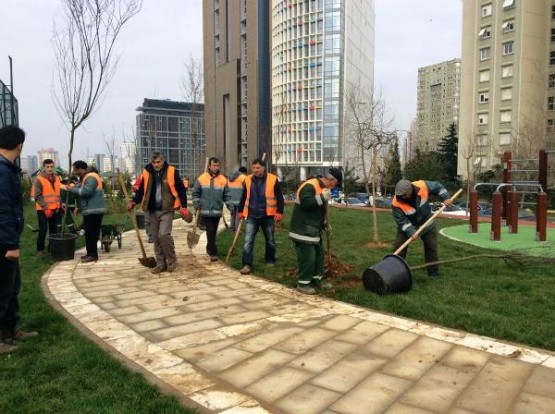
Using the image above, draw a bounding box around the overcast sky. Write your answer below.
[0,0,461,168]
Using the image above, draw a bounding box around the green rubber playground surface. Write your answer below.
[441,222,555,257]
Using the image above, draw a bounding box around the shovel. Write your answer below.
[187,208,202,248]
[225,218,243,263]
[117,170,157,268]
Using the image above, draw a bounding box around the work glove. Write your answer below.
[322,188,331,201]
[179,207,189,218]
[127,201,136,211]
[444,198,453,206]
[44,209,53,219]
[275,213,283,222]
[237,212,244,221]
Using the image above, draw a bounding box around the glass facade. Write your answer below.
[136,99,205,180]
[0,80,18,128]
[271,0,374,178]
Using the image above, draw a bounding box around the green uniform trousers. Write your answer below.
[293,240,324,286]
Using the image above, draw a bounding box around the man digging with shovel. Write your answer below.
[391,179,454,280]
[128,152,189,274]
[289,167,342,295]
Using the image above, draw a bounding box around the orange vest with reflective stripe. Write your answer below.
[391,180,428,214]
[228,173,246,189]
[82,172,103,189]
[35,175,62,210]
[296,178,323,199]
[141,166,180,210]
[242,173,278,217]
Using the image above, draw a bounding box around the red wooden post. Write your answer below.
[537,192,547,241]
[469,189,479,233]
[539,149,548,192]
[508,190,518,234]
[491,191,502,241]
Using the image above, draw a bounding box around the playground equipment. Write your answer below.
[469,150,552,241]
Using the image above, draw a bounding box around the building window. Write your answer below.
[500,110,511,123]
[502,20,515,32]
[478,113,489,125]
[547,119,554,132]
[502,0,515,9]
[502,41,514,55]
[502,64,513,78]
[475,134,488,146]
[551,51,555,65]
[479,27,491,39]
[553,5,555,20]
[501,87,512,100]
[499,132,511,145]
[548,96,555,111]
[479,69,490,82]
[549,74,555,88]
[478,92,489,103]
[552,28,555,42]
[481,4,492,17]
[480,47,491,61]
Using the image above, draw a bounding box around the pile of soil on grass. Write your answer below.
[286,254,355,279]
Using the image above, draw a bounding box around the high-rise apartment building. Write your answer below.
[37,148,60,168]
[21,155,38,174]
[135,99,205,180]
[203,0,271,171]
[271,0,375,180]
[120,141,136,175]
[416,59,461,153]
[458,0,555,178]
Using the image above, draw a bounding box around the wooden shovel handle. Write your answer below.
[393,188,463,256]
[117,169,148,260]
[226,218,244,263]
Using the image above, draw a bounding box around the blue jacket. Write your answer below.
[0,154,24,250]
[66,169,107,216]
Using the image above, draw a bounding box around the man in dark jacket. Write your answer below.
[0,126,38,353]
[391,179,453,279]
[289,168,342,294]
[238,159,284,275]
[129,152,188,273]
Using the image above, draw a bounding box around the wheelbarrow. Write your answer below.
[362,189,463,295]
[100,216,129,253]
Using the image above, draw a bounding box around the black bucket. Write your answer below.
[49,233,77,262]
[135,212,145,229]
[362,254,412,295]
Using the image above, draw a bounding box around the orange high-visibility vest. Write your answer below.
[295,178,323,200]
[141,166,180,209]
[391,180,429,215]
[35,175,62,210]
[82,172,103,189]
[228,173,246,189]
[242,173,278,217]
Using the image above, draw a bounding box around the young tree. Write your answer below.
[344,86,396,243]
[382,137,403,195]
[181,54,204,178]
[52,0,142,170]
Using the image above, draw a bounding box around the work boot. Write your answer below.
[150,266,166,275]
[210,255,218,262]
[81,256,98,263]
[240,265,251,275]
[296,285,316,295]
[166,263,177,272]
[0,342,17,354]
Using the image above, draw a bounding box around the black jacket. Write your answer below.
[0,154,24,250]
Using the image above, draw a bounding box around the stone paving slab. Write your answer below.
[42,218,555,413]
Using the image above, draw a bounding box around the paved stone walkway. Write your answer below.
[42,218,555,414]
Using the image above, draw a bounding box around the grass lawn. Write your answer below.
[0,204,196,414]
[219,205,555,352]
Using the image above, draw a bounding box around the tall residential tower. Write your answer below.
[416,59,461,153]
[271,0,375,180]
[458,0,555,178]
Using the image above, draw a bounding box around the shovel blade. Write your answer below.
[187,231,201,248]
